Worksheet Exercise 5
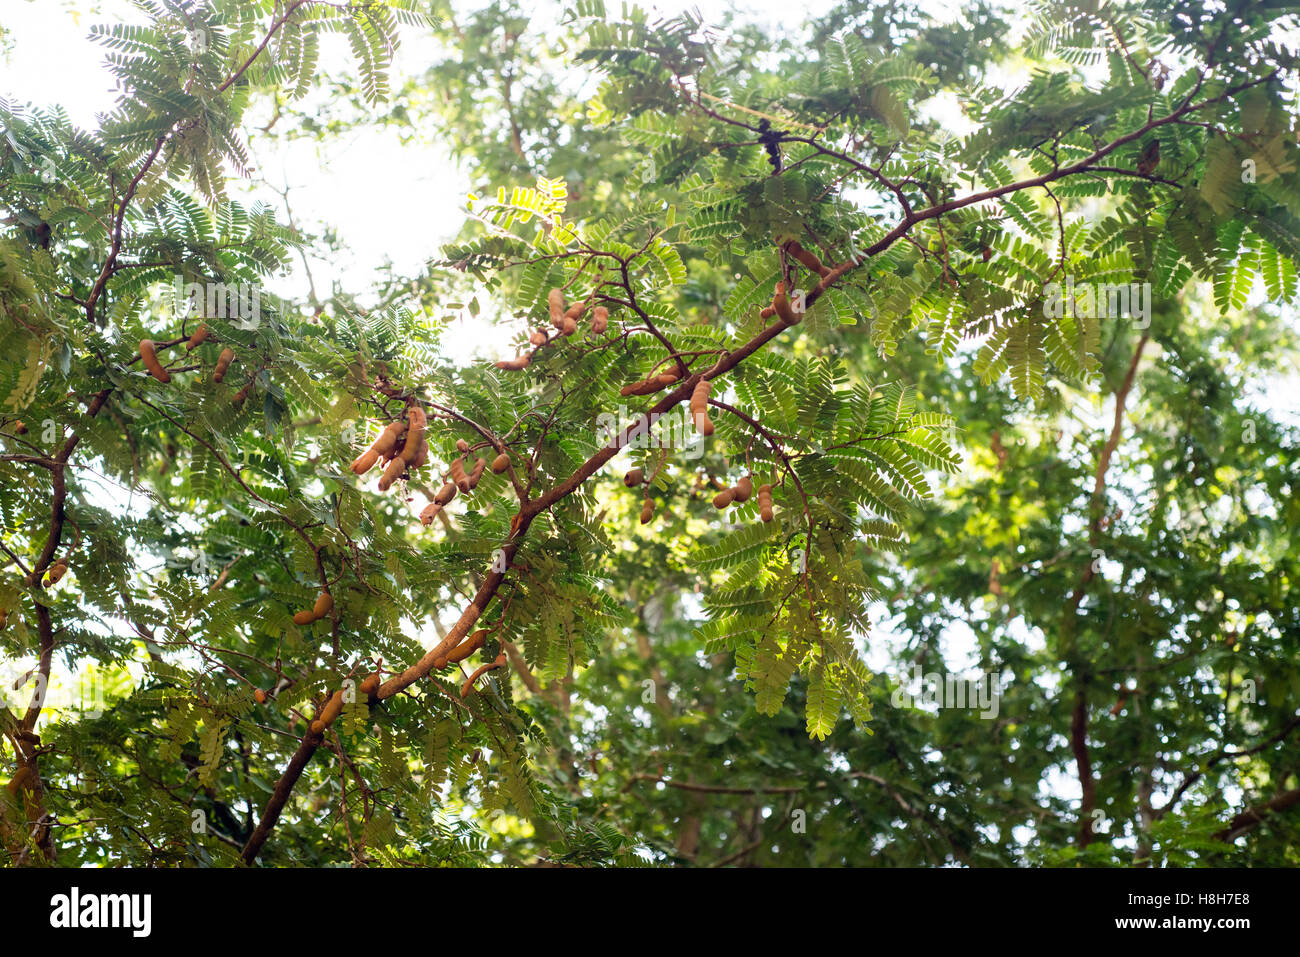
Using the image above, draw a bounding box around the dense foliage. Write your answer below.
[1,0,1297,866]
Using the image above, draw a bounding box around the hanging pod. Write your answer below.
[772,281,800,325]
[373,422,404,459]
[784,239,831,278]
[491,452,511,473]
[186,324,211,351]
[449,457,471,493]
[757,484,774,522]
[443,629,489,666]
[213,347,235,382]
[547,288,566,328]
[410,436,429,470]
[349,448,380,475]
[561,300,585,333]
[400,407,427,465]
[292,590,333,626]
[690,380,714,436]
[139,339,170,383]
[467,457,487,490]
[377,454,406,491]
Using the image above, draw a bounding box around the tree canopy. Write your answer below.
[1,0,1298,867]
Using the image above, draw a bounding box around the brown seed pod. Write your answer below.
[622,373,675,397]
[445,629,489,665]
[232,385,250,405]
[456,439,469,453]
[186,324,211,351]
[760,305,777,320]
[46,559,68,586]
[591,306,609,334]
[772,281,800,325]
[689,378,709,414]
[411,436,429,470]
[290,593,329,627]
[690,380,714,436]
[624,467,644,487]
[312,591,333,619]
[419,501,442,526]
[495,355,530,370]
[757,484,774,522]
[560,315,577,336]
[460,652,507,699]
[401,406,427,465]
[13,421,27,435]
[548,288,566,328]
[640,499,654,525]
[310,720,325,736]
[785,239,832,278]
[0,609,7,631]
[529,329,548,347]
[213,347,235,382]
[491,452,511,473]
[467,457,487,489]
[563,300,586,321]
[434,481,457,506]
[377,454,406,491]
[734,475,753,503]
[449,457,471,493]
[254,689,267,704]
[371,421,404,460]
[359,673,381,697]
[317,693,345,728]
[713,488,736,509]
[139,339,171,383]
[350,447,380,475]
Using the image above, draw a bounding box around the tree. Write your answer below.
[0,0,1297,867]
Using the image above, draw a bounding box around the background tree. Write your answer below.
[0,0,1297,866]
